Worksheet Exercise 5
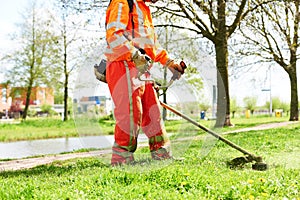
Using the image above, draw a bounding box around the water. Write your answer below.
[0,135,148,159]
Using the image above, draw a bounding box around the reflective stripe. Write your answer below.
[106,21,127,30]
[124,61,135,147]
[106,3,126,31]
[113,142,137,152]
[134,37,154,48]
[105,0,169,63]
[110,34,128,49]
[133,0,147,36]
[116,3,123,24]
[149,135,165,144]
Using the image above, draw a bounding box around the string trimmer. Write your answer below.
[94,58,268,171]
[149,61,267,171]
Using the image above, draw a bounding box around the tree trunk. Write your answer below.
[22,85,32,120]
[64,74,68,121]
[63,51,68,121]
[63,24,68,121]
[288,63,298,121]
[214,0,232,127]
[215,43,231,127]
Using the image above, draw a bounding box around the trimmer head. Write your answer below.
[252,162,268,171]
[227,155,268,171]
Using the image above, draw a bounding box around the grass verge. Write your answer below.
[0,122,299,199]
[0,116,289,142]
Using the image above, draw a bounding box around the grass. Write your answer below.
[0,122,299,199]
[0,115,291,142]
[0,118,78,142]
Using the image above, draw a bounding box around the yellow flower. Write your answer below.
[261,192,268,197]
[249,195,255,200]
[258,178,266,183]
[181,181,187,186]
[247,179,254,184]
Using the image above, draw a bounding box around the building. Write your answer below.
[0,83,54,116]
[74,95,112,116]
[0,84,11,114]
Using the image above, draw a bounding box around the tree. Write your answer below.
[240,0,299,121]
[230,97,240,118]
[265,97,290,116]
[243,96,257,115]
[280,101,290,116]
[151,0,270,127]
[4,1,60,120]
[54,0,104,121]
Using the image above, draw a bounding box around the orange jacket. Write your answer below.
[104,0,169,65]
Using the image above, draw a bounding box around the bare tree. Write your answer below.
[54,0,99,121]
[240,0,299,121]
[151,0,269,127]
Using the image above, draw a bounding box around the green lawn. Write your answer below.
[0,120,299,199]
[0,115,290,142]
[0,118,78,142]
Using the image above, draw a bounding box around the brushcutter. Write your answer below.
[139,61,267,171]
[94,58,268,171]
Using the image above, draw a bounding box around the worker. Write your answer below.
[104,0,185,166]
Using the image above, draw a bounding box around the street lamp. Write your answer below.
[261,66,272,116]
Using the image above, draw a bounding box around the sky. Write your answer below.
[0,1,25,50]
[0,0,293,108]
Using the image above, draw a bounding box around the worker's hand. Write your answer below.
[165,59,186,80]
[132,51,149,74]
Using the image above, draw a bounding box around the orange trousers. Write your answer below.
[106,61,167,164]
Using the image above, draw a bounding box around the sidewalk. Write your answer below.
[223,121,299,135]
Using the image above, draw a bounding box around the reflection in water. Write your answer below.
[0,135,148,159]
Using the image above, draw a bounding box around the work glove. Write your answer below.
[132,51,150,74]
[165,59,186,80]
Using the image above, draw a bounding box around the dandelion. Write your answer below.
[258,178,266,183]
[249,195,255,200]
[184,173,190,177]
[261,192,268,197]
[181,181,187,186]
[247,179,254,184]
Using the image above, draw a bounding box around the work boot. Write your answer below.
[111,150,134,166]
[151,147,172,160]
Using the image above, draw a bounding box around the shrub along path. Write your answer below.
[0,121,298,172]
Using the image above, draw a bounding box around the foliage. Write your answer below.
[230,97,241,118]
[281,101,290,113]
[243,96,257,114]
[199,101,210,112]
[40,104,53,114]
[3,2,61,120]
[265,96,286,111]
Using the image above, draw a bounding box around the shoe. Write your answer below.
[111,152,134,166]
[151,147,172,160]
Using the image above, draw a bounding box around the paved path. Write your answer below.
[0,150,110,172]
[223,121,299,134]
[0,121,298,172]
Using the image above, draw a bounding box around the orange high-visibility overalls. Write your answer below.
[104,0,171,165]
